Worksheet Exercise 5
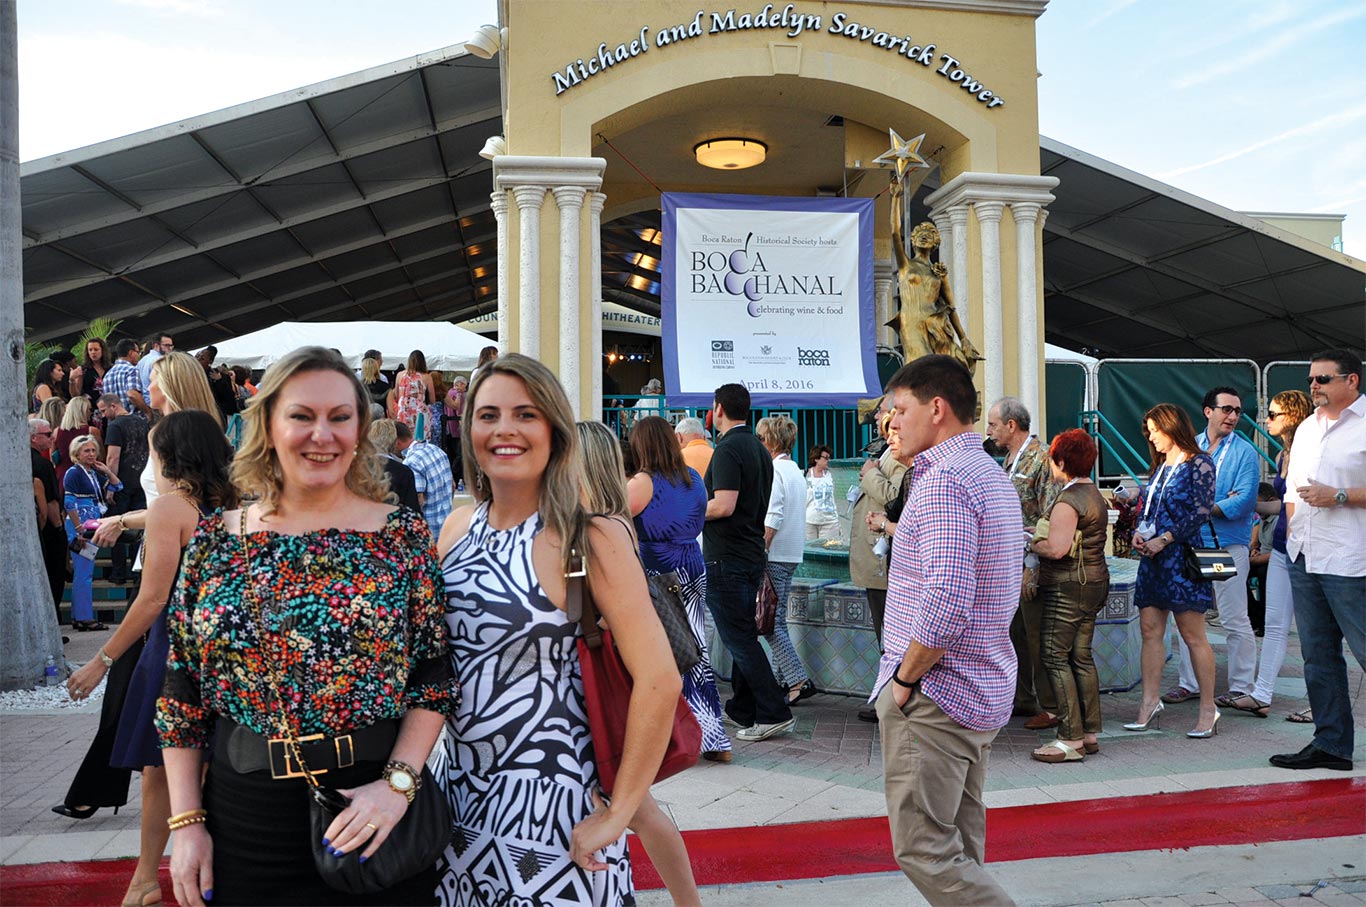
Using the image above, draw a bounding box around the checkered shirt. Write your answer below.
[875,431,1022,732]
[402,441,454,536]
[103,361,142,414]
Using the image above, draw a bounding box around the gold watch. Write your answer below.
[382,760,420,804]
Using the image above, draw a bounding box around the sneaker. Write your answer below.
[857,706,878,723]
[736,718,796,742]
[722,712,750,730]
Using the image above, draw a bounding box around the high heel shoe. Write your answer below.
[1187,710,1221,739]
[121,880,162,907]
[51,803,97,819]
[1123,700,1164,731]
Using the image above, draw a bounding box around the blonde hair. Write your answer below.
[756,414,797,455]
[60,395,93,431]
[232,346,388,517]
[1271,389,1313,453]
[38,397,65,429]
[361,357,382,384]
[152,352,223,427]
[368,418,398,455]
[461,353,588,571]
[577,421,630,518]
[68,433,101,461]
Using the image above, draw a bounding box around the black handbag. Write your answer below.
[239,509,451,895]
[1184,518,1239,583]
[647,570,702,674]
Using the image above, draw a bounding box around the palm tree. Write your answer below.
[1,4,65,691]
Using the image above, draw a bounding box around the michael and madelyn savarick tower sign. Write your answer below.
[548,4,1008,108]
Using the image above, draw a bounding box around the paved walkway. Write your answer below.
[3,620,1363,905]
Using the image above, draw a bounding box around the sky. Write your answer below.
[15,0,1366,260]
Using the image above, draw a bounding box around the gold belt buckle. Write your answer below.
[269,733,327,779]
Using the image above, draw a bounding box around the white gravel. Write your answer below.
[0,673,105,713]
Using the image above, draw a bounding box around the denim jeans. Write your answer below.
[1288,554,1366,759]
[706,559,792,727]
[763,560,808,689]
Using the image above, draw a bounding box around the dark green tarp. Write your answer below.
[1045,361,1088,441]
[1265,361,1310,402]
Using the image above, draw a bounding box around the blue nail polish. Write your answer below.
[203,890,213,901]
[359,855,368,864]
[322,837,330,846]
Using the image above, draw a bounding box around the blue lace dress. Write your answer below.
[1135,454,1217,612]
[633,469,731,756]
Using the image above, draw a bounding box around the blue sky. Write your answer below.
[17,0,1366,258]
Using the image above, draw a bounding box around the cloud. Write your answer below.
[1156,106,1366,179]
[1173,5,1366,89]
[112,0,228,17]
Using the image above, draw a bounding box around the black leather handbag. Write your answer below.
[1184,519,1239,583]
[647,570,703,674]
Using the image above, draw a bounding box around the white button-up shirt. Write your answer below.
[1284,393,1366,577]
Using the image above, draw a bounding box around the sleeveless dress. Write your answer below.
[396,370,428,430]
[110,502,209,770]
[634,470,730,756]
[434,503,634,907]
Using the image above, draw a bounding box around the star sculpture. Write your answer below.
[872,129,929,179]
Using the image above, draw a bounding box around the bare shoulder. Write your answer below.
[435,503,478,557]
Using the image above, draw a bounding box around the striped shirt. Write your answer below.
[874,431,1021,732]
[402,441,453,537]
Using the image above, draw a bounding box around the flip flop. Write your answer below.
[1032,739,1084,763]
[1222,694,1270,718]
[1286,707,1313,724]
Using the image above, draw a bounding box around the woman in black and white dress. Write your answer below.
[432,353,679,906]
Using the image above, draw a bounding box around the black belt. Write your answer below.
[214,717,397,780]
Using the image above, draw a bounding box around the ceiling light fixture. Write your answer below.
[694,138,767,171]
[464,24,506,59]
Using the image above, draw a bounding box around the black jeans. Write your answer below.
[706,559,792,726]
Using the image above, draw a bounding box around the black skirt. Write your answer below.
[203,759,438,906]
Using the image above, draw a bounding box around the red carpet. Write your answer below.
[3,778,1361,904]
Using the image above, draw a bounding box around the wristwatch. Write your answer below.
[1335,488,1349,506]
[382,760,420,804]
[97,648,114,668]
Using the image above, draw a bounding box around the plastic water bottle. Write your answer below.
[456,478,465,494]
[44,656,60,686]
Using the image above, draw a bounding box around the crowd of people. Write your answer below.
[22,330,1363,906]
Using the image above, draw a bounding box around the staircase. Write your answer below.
[59,547,136,625]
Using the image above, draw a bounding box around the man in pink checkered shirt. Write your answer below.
[872,355,1021,906]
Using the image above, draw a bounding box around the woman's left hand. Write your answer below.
[570,789,627,872]
[325,780,409,860]
[67,658,108,701]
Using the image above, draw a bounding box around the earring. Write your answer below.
[476,470,484,493]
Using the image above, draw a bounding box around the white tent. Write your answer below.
[1044,342,1098,364]
[205,321,493,372]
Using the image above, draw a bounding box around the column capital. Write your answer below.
[926,171,1058,213]
[974,200,1006,223]
[1011,201,1043,224]
[552,186,587,209]
[495,155,606,192]
[588,191,607,215]
[947,204,970,228]
[873,257,896,282]
[511,185,547,209]
[489,190,509,216]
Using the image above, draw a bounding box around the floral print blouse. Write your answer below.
[156,507,457,748]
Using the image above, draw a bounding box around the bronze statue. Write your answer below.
[886,176,982,374]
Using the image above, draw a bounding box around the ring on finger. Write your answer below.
[365,822,378,831]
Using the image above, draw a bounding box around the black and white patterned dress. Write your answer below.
[433,503,634,907]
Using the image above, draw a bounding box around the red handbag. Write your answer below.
[755,568,778,636]
[567,558,701,796]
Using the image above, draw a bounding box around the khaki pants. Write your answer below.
[877,684,1015,907]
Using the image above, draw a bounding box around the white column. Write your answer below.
[553,186,587,417]
[1012,202,1043,424]
[589,192,606,420]
[512,186,546,358]
[948,204,970,336]
[975,201,1006,407]
[873,258,895,349]
[490,190,510,355]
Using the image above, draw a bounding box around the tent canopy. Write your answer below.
[207,320,490,371]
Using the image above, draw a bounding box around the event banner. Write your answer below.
[661,193,879,407]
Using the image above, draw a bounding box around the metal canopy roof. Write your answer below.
[20,47,1365,363]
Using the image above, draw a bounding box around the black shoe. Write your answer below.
[788,680,818,705]
[857,706,878,723]
[52,803,98,819]
[1269,744,1352,771]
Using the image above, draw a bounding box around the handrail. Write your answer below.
[1081,409,1149,475]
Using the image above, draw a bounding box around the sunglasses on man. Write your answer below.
[1307,374,1349,386]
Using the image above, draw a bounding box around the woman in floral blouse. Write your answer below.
[156,346,458,906]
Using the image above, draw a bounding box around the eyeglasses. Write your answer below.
[1211,404,1242,415]
[1307,374,1348,386]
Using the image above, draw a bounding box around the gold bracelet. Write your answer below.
[168,815,208,831]
[166,808,207,827]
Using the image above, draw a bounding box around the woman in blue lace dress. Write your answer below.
[1126,403,1219,739]
[627,416,732,763]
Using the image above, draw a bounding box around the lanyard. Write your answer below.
[1006,436,1035,475]
[1206,433,1232,472]
[1142,463,1180,521]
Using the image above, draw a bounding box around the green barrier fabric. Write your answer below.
[1096,361,1258,478]
[1265,362,1310,402]
[1045,361,1088,441]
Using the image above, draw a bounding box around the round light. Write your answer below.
[694,138,767,171]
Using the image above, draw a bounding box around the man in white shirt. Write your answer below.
[1270,349,1365,772]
